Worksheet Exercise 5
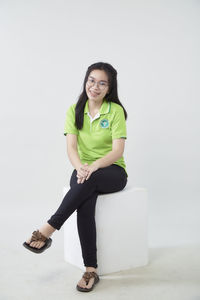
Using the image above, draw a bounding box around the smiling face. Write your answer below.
[85,69,109,103]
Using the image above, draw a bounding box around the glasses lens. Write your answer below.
[87,78,108,90]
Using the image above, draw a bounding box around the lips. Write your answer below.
[90,90,99,97]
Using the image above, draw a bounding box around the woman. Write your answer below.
[23,62,128,292]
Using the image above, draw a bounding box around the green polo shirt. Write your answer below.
[64,99,128,177]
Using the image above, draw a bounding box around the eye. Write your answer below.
[99,82,106,86]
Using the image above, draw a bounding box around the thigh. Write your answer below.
[69,164,127,194]
[91,164,127,194]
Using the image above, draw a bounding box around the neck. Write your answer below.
[88,99,104,111]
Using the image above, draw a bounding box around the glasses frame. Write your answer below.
[86,77,109,91]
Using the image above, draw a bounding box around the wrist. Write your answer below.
[75,163,83,171]
[92,160,101,170]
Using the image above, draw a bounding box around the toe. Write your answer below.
[78,278,94,290]
[78,279,86,288]
[28,241,45,249]
[85,278,94,289]
[35,242,40,248]
[30,241,36,247]
[35,241,43,249]
[39,241,45,248]
[26,238,31,244]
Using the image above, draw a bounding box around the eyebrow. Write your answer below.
[89,76,108,83]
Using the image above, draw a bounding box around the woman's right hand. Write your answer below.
[76,163,89,184]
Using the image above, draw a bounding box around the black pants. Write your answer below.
[47,164,128,268]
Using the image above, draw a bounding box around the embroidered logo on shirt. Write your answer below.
[100,119,109,128]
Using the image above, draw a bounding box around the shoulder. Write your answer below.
[66,103,76,114]
[110,102,125,116]
[68,103,76,111]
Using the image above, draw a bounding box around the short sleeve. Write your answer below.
[64,104,78,136]
[111,106,127,140]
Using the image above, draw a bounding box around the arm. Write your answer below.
[66,134,83,171]
[67,134,90,183]
[92,138,125,169]
[92,105,127,169]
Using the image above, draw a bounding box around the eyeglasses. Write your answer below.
[86,77,109,90]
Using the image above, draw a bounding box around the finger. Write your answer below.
[78,170,87,177]
[77,174,83,178]
[78,175,85,183]
[78,175,83,182]
[77,176,82,183]
[80,169,88,176]
[77,174,86,184]
[86,171,91,181]
[79,169,86,174]
[81,177,85,184]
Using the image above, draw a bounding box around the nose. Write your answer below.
[92,82,101,89]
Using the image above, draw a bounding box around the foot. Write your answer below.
[26,236,46,249]
[77,267,97,290]
[26,223,56,249]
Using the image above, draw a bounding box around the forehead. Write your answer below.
[88,69,108,81]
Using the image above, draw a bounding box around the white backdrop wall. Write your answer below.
[0,0,199,247]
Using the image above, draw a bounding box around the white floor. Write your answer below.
[1,204,200,300]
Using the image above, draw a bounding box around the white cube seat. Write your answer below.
[63,184,148,275]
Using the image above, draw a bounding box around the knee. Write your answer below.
[88,170,100,183]
[77,202,96,218]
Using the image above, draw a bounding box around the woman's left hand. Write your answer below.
[76,163,89,184]
[76,162,100,183]
[84,162,99,181]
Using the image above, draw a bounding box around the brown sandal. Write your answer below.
[76,271,100,292]
[23,229,52,254]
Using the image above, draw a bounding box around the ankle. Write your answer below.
[86,266,97,273]
[39,223,56,238]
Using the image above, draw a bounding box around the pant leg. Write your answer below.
[69,169,99,268]
[77,192,99,268]
[47,173,97,230]
[73,164,128,268]
[47,164,127,267]
[93,164,128,194]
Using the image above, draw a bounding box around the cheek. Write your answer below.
[103,88,109,96]
[85,85,90,95]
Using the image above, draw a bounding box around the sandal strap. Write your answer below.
[82,272,98,284]
[30,230,48,242]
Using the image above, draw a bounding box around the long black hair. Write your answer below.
[75,62,128,130]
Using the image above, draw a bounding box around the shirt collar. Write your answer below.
[84,99,110,115]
